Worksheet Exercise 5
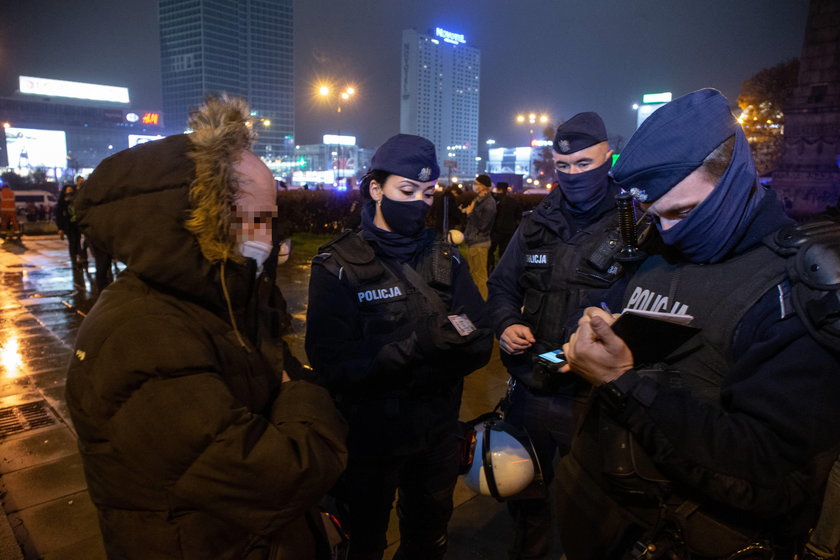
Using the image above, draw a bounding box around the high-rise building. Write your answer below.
[400,27,480,181]
[159,0,294,160]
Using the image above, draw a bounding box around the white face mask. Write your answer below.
[239,240,273,275]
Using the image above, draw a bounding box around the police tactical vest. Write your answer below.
[564,221,840,554]
[621,243,787,403]
[515,210,623,390]
[315,231,450,342]
[592,244,788,486]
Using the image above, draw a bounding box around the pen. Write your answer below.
[600,301,612,314]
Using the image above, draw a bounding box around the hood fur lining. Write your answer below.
[185,95,256,264]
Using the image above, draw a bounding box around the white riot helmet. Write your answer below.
[461,414,540,500]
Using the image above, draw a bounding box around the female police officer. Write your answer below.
[305,134,492,560]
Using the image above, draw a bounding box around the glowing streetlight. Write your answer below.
[516,111,551,145]
[315,81,358,174]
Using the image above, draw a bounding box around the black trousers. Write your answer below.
[339,431,460,560]
[504,381,579,559]
[65,225,82,265]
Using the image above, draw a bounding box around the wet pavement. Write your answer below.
[0,234,562,559]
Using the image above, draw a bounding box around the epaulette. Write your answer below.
[767,219,840,351]
[316,231,385,287]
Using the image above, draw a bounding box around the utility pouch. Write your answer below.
[429,237,453,290]
[587,231,622,273]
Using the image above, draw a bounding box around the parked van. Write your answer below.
[13,190,57,212]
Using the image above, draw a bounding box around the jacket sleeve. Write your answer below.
[487,225,531,337]
[607,287,840,518]
[89,317,348,536]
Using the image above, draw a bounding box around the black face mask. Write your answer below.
[492,191,506,201]
[380,195,430,237]
[556,158,611,212]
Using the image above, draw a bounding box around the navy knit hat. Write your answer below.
[553,112,608,154]
[610,88,739,203]
[370,134,440,182]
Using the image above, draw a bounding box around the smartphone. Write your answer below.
[537,349,566,365]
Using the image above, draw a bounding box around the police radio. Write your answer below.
[429,192,453,289]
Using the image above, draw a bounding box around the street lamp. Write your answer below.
[515,112,550,145]
[316,82,358,179]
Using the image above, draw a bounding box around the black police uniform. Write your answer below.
[557,192,840,559]
[306,227,491,560]
[487,181,626,558]
[305,133,492,560]
[556,89,840,560]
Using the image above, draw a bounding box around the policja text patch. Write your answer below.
[524,252,551,267]
[357,285,405,303]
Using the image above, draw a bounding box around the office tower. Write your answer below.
[159,0,294,160]
[401,28,480,181]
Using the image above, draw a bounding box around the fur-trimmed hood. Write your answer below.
[75,97,258,314]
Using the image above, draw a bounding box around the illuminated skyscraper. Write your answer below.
[159,0,294,159]
[401,28,480,180]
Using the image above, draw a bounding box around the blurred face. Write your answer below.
[640,167,716,231]
[475,181,491,195]
[553,141,613,174]
[233,151,278,246]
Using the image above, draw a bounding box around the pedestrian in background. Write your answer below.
[487,181,520,275]
[54,182,83,267]
[0,183,20,238]
[306,133,492,560]
[75,175,116,293]
[461,173,496,298]
[66,95,347,560]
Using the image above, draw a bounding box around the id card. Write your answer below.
[448,314,477,337]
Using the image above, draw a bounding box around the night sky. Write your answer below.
[1,0,810,151]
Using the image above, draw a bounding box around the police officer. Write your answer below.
[486,112,624,559]
[305,133,492,560]
[558,89,840,559]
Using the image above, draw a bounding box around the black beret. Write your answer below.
[475,174,491,187]
[552,112,608,155]
[370,134,440,182]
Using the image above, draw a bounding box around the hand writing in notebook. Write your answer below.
[561,307,634,386]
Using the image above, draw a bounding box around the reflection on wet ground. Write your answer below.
[0,234,550,560]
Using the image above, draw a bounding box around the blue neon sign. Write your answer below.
[435,27,466,45]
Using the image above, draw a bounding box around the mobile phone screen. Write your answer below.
[537,350,566,364]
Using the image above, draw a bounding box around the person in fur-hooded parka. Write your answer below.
[65,95,348,560]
